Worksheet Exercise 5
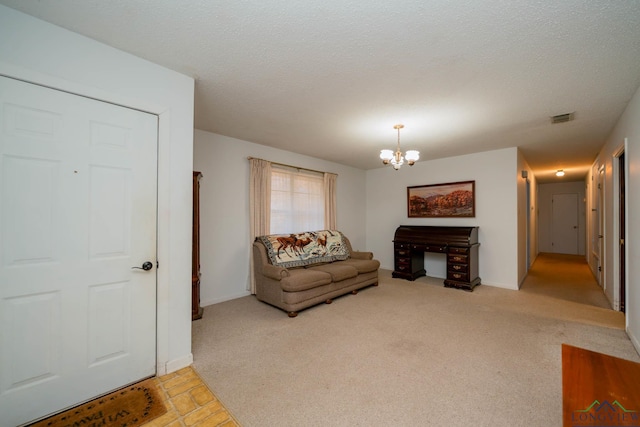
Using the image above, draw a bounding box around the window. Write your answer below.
[270,166,324,234]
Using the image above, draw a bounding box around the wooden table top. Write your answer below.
[562,343,640,427]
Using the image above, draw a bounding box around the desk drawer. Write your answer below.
[396,256,410,265]
[413,245,447,253]
[448,253,468,264]
[449,263,468,273]
[449,246,469,255]
[412,244,446,253]
[395,262,411,272]
[395,249,410,257]
[447,270,470,282]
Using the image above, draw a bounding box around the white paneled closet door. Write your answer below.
[551,193,579,255]
[0,76,158,426]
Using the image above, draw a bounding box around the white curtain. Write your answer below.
[249,158,271,294]
[323,172,337,230]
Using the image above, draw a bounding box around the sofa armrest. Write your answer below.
[350,251,373,260]
[262,263,290,280]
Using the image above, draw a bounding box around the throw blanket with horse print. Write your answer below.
[258,230,350,268]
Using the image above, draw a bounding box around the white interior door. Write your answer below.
[0,77,158,426]
[552,193,579,254]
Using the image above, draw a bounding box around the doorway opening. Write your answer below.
[614,147,626,313]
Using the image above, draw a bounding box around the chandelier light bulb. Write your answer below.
[405,150,420,165]
[391,154,404,168]
[556,169,565,177]
[380,149,394,163]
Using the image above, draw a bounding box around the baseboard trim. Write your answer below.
[201,291,251,308]
[628,326,640,358]
[160,353,194,376]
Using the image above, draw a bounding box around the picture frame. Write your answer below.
[407,180,475,218]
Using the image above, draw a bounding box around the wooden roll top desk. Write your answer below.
[392,225,481,291]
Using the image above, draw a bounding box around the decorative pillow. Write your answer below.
[257,230,350,268]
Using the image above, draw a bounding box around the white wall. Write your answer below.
[366,147,519,289]
[193,130,368,305]
[592,83,640,354]
[0,5,195,373]
[537,181,587,256]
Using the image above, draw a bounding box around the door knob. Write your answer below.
[132,261,153,271]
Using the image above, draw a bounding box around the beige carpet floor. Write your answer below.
[192,253,639,427]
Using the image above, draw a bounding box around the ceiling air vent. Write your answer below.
[550,112,575,124]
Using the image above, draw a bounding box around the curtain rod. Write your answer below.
[247,156,335,176]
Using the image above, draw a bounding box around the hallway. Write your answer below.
[520,253,612,310]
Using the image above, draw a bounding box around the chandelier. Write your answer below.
[380,124,419,170]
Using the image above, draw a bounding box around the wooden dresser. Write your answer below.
[392,225,481,291]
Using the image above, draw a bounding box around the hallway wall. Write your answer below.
[591,83,640,355]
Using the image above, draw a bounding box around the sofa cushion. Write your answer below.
[338,258,381,274]
[307,263,358,282]
[280,268,332,292]
[257,230,350,268]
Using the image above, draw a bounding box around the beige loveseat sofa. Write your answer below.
[252,230,380,317]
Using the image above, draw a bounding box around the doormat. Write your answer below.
[29,379,167,427]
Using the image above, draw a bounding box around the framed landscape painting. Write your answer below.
[407,180,475,218]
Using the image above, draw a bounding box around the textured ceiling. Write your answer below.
[2,0,640,182]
